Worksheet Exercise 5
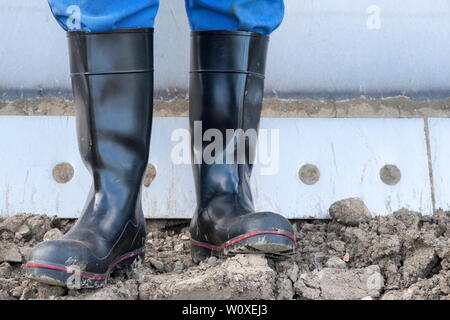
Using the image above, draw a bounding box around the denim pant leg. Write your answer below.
[184,0,284,35]
[48,0,160,32]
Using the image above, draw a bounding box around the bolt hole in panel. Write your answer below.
[0,116,432,219]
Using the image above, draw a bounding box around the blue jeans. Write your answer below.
[48,0,284,35]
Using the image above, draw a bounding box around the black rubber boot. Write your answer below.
[26,29,154,288]
[189,31,296,263]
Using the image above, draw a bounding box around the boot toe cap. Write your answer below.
[230,211,295,239]
[26,239,98,272]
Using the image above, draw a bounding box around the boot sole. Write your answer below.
[191,230,296,263]
[25,248,144,289]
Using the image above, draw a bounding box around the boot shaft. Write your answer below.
[189,31,269,209]
[68,29,154,184]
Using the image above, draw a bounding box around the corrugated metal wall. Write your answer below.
[1,0,450,99]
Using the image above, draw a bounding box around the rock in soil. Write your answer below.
[43,228,63,241]
[0,198,448,300]
[0,246,22,263]
[329,198,372,226]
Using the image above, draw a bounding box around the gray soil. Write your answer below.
[0,198,448,300]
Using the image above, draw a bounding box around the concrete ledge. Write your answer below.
[1,96,450,118]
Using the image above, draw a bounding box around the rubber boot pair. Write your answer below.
[26,28,295,288]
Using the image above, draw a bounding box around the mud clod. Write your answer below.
[295,265,384,300]
[138,255,276,300]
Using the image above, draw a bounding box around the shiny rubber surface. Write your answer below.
[189,31,295,261]
[26,29,154,286]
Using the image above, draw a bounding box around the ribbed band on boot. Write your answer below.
[190,30,269,78]
[67,28,154,76]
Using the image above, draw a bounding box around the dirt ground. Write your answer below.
[0,198,448,300]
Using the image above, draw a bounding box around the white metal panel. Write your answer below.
[428,118,450,211]
[253,118,433,218]
[143,117,196,219]
[0,116,433,219]
[0,116,89,218]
